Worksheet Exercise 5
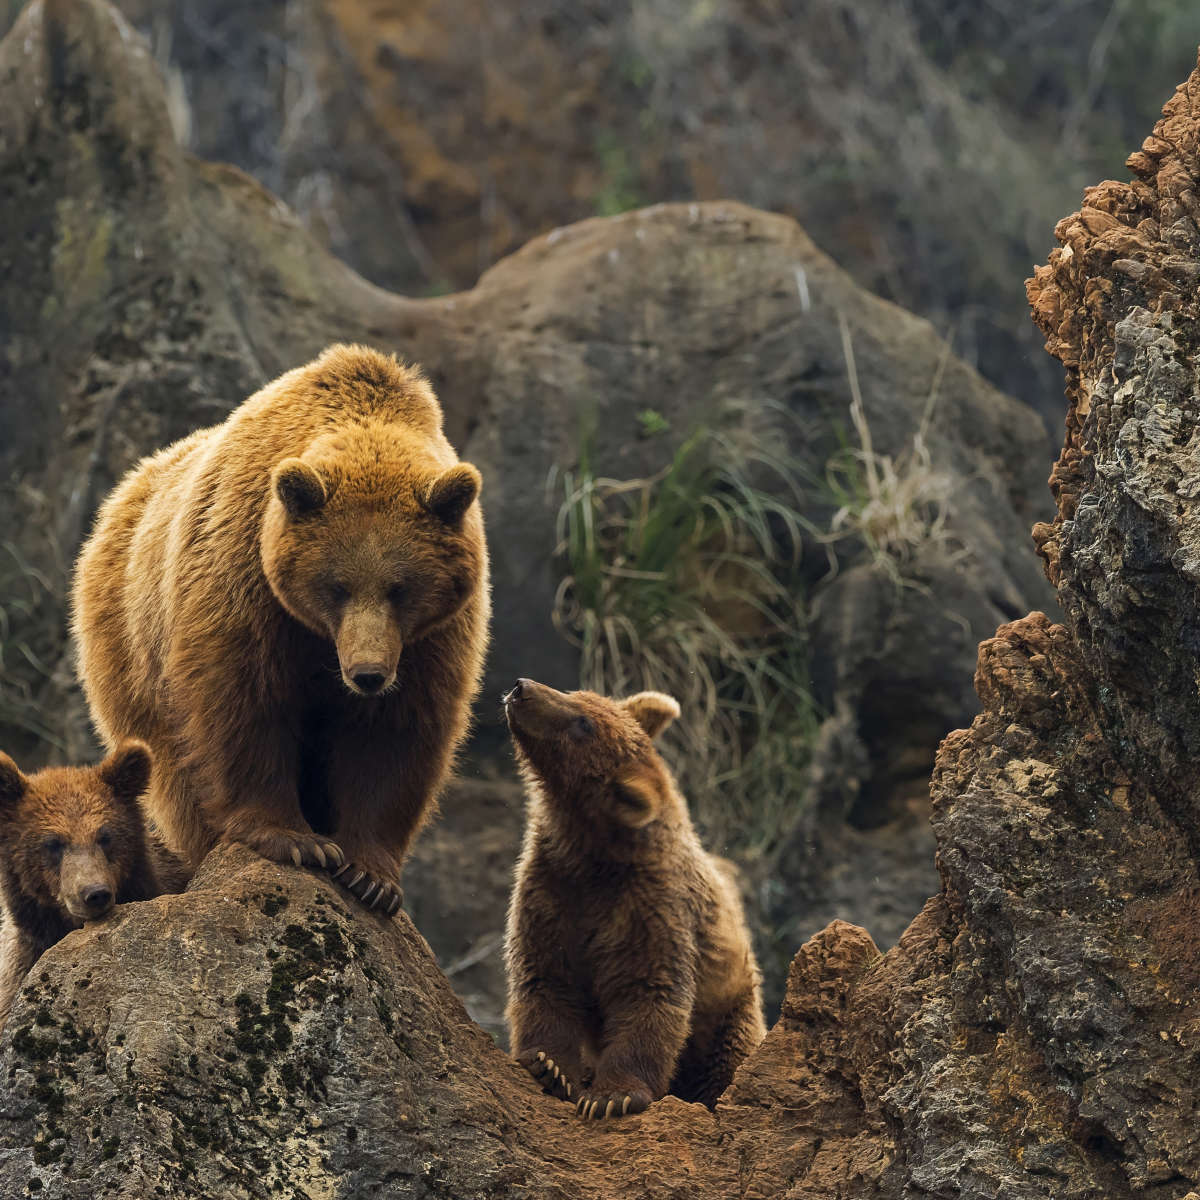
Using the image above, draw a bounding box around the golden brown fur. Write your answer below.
[71,345,490,909]
[503,679,766,1118]
[0,742,189,1029]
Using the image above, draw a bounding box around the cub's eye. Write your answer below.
[388,584,407,607]
[327,582,350,606]
[42,836,66,859]
[569,715,595,740]
[96,827,113,852]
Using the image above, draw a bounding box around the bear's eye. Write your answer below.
[388,583,407,607]
[41,836,66,860]
[569,715,595,741]
[96,827,113,853]
[327,581,350,607]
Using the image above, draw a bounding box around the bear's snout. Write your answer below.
[80,884,114,915]
[59,846,119,921]
[346,663,393,696]
[504,678,578,739]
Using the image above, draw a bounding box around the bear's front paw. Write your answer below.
[233,826,345,871]
[575,1078,653,1119]
[516,1049,576,1102]
[330,862,403,916]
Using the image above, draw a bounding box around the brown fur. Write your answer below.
[0,742,189,1029]
[71,345,490,898]
[503,679,766,1118]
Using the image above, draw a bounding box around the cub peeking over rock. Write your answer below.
[72,345,489,913]
[503,679,766,1118]
[0,741,189,1029]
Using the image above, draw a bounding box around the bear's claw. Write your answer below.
[575,1089,649,1119]
[234,827,347,873]
[334,862,403,917]
[517,1049,575,1102]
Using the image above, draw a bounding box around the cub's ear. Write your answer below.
[98,740,153,803]
[0,752,26,813]
[621,692,681,739]
[423,463,481,525]
[272,458,327,518]
[612,764,664,829]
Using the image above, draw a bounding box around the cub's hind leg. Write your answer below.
[669,990,766,1108]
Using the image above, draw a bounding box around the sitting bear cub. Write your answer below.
[0,741,188,1029]
[503,678,766,1118]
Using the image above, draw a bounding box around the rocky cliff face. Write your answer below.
[0,0,1057,1022]
[10,0,1187,426]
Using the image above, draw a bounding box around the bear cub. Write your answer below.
[0,741,188,1029]
[504,678,766,1118]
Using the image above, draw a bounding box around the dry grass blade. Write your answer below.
[822,313,965,586]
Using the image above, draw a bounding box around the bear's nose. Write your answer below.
[506,678,531,703]
[350,666,389,694]
[81,885,113,914]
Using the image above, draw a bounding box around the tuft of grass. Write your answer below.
[819,312,962,587]
[551,429,818,857]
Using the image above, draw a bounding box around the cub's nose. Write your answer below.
[349,664,390,695]
[81,885,113,915]
[505,678,532,703]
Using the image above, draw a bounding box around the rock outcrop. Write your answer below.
[0,0,1055,1014]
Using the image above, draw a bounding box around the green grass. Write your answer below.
[552,429,818,858]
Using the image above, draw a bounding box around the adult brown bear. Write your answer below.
[72,345,490,912]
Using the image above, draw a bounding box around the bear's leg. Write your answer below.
[509,986,594,1104]
[144,760,216,869]
[575,955,697,1120]
[668,991,766,1107]
[197,719,345,872]
[325,708,453,913]
[0,921,35,1032]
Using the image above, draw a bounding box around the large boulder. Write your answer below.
[0,843,900,1198]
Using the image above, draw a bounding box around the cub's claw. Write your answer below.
[575,1088,650,1119]
[517,1049,574,1102]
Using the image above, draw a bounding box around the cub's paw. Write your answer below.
[575,1082,652,1120]
[517,1050,575,1102]
[234,826,345,871]
[331,862,403,916]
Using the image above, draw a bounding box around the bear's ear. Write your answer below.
[612,763,664,828]
[98,740,153,803]
[621,692,681,739]
[423,463,481,525]
[273,459,327,518]
[0,752,26,813]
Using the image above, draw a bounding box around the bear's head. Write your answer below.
[503,678,682,829]
[0,741,154,922]
[261,428,485,698]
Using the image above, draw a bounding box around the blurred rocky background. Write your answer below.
[1,0,1197,1038]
